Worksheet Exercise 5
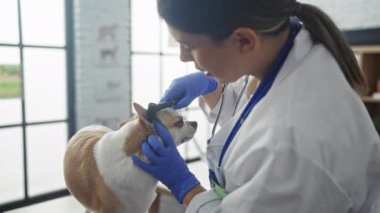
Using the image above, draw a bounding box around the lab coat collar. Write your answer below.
[272,27,314,87]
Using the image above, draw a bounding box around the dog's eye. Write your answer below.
[174,120,184,128]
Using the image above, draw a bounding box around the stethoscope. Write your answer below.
[208,19,302,193]
[210,75,250,138]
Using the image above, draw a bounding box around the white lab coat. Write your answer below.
[200,75,255,126]
[187,27,380,213]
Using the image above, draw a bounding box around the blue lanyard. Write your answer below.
[217,20,302,167]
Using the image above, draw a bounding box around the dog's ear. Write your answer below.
[133,102,153,130]
[133,102,148,120]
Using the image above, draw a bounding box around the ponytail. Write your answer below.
[295,3,368,95]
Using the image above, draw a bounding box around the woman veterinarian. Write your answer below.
[132,0,380,212]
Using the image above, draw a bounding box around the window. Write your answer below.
[0,0,73,210]
[131,0,211,160]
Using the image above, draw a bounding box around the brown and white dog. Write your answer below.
[63,103,197,213]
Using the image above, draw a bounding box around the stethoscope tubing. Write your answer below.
[210,75,249,139]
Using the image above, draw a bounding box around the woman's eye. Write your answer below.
[174,120,184,128]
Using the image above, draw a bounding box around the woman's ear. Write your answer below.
[231,28,258,53]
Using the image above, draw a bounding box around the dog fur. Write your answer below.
[64,103,197,213]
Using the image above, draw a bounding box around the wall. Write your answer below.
[300,0,380,30]
[74,0,131,129]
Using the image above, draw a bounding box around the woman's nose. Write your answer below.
[180,45,193,62]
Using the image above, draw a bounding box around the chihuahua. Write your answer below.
[63,102,197,213]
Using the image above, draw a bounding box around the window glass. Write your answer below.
[0,127,24,204]
[162,55,187,95]
[20,0,65,46]
[132,55,160,111]
[27,123,67,196]
[130,0,212,169]
[23,48,67,123]
[131,0,160,53]
[0,47,22,125]
[161,22,179,54]
[0,0,19,44]
[178,109,210,159]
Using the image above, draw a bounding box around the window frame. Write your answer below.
[0,0,75,211]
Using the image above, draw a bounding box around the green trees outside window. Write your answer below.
[0,65,21,98]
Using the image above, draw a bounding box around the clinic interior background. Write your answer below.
[0,0,379,211]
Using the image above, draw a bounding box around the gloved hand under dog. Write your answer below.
[160,72,218,109]
[132,121,200,203]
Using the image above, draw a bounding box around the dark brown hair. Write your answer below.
[158,0,368,94]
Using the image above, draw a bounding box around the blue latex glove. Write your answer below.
[132,121,200,203]
[161,72,218,109]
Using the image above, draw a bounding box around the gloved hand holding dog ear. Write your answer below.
[132,121,200,203]
[160,72,218,109]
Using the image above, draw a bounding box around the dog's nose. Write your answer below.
[190,121,198,130]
